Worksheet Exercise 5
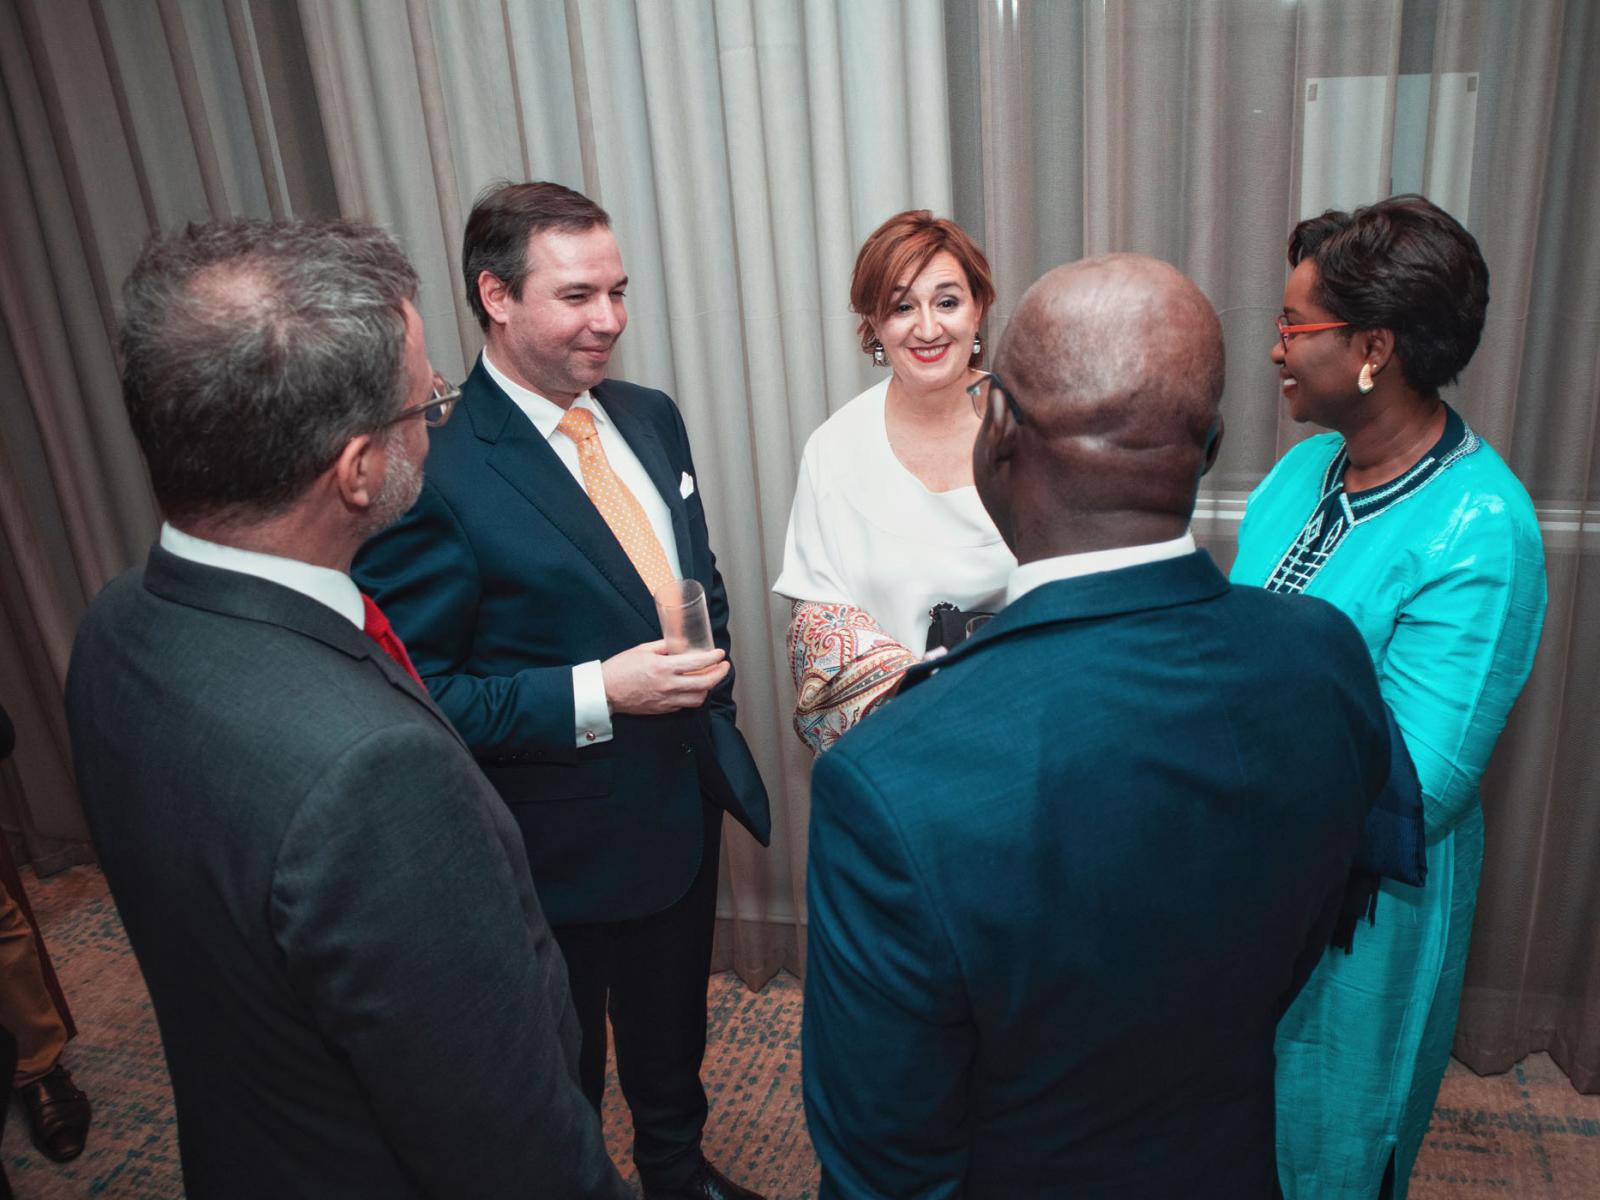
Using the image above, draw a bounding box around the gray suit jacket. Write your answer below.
[66,546,629,1199]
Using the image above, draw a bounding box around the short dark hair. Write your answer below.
[850,210,997,367]
[1288,194,1489,394]
[119,219,419,524]
[462,181,611,329]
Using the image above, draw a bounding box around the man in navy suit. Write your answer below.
[356,183,769,1200]
[802,254,1393,1198]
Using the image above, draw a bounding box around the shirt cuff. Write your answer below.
[572,661,613,747]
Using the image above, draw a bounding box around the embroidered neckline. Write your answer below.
[1262,406,1480,595]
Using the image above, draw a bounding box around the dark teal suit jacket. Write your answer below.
[354,362,770,926]
[803,551,1390,1199]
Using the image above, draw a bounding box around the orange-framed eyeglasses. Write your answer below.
[1276,315,1350,350]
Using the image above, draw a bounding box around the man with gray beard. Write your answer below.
[65,220,630,1199]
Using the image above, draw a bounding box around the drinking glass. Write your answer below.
[655,579,714,654]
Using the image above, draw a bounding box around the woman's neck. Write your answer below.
[886,369,980,424]
[1339,391,1446,492]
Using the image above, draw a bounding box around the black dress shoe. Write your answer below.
[18,1062,92,1163]
[641,1157,765,1200]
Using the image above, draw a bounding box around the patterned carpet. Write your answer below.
[5,865,1597,1198]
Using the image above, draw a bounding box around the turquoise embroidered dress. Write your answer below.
[1231,407,1546,1200]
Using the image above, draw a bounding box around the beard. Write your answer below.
[359,437,424,539]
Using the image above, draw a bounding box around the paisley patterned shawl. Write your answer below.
[787,601,920,756]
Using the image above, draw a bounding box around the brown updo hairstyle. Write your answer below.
[850,210,996,368]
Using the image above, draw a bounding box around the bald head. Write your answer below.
[976,254,1225,559]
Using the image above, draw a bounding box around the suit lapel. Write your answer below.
[466,365,661,633]
[143,546,468,749]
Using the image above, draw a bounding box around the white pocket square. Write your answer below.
[679,472,695,499]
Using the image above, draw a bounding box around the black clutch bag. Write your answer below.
[925,602,996,654]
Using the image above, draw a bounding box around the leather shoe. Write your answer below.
[18,1061,92,1162]
[642,1157,765,1200]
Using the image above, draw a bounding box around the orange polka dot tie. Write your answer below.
[556,406,677,598]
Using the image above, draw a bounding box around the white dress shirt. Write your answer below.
[482,349,684,747]
[160,522,365,627]
[1005,532,1198,605]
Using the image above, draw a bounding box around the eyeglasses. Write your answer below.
[387,372,460,428]
[966,370,1025,425]
[1276,315,1350,350]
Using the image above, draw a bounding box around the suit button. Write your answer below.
[681,742,693,755]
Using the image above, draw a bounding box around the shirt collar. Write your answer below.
[480,347,606,441]
[1005,532,1198,605]
[159,522,365,628]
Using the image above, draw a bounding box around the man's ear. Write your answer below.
[477,271,510,327]
[331,433,382,511]
[1201,415,1225,478]
[986,383,1020,465]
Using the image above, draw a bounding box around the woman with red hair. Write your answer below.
[775,211,1014,752]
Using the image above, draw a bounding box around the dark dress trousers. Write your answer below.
[354,362,770,1183]
[803,551,1393,1199]
[66,548,629,1200]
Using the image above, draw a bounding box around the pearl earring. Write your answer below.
[1358,362,1375,394]
[972,334,982,359]
[872,341,886,367]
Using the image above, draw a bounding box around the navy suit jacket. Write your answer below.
[66,549,627,1199]
[354,362,770,925]
[802,551,1391,1199]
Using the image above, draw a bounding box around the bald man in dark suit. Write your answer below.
[804,255,1397,1199]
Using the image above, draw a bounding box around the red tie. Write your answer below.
[361,594,427,692]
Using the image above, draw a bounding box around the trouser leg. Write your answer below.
[0,880,68,1086]
[608,803,722,1190]
[551,920,613,1112]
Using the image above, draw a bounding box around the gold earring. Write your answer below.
[1357,362,1375,394]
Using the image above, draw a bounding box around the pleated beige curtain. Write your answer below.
[952,0,1600,1090]
[0,0,339,868]
[1446,0,1600,1093]
[0,0,954,985]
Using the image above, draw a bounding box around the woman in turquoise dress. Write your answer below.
[1231,195,1547,1200]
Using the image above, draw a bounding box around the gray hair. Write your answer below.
[119,219,420,524]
